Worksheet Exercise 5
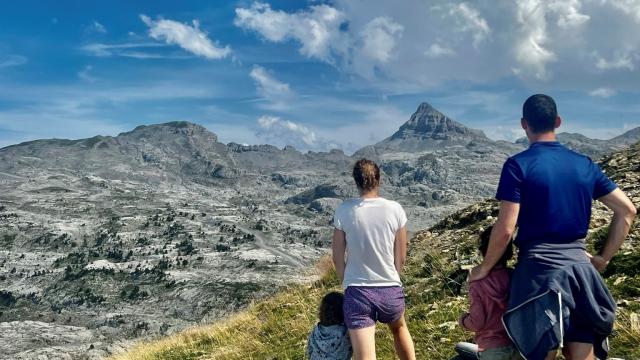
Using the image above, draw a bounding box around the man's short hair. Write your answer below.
[522,94,558,133]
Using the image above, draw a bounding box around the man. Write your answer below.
[470,94,637,360]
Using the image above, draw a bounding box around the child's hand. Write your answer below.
[468,265,489,282]
[586,252,609,272]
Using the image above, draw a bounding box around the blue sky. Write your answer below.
[1,0,639,153]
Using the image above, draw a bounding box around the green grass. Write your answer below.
[111,199,640,360]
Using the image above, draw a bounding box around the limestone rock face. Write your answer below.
[366,102,491,154]
[392,102,487,142]
[308,198,343,214]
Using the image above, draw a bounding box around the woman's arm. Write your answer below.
[394,226,408,274]
[332,229,346,282]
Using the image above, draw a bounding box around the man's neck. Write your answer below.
[528,131,557,143]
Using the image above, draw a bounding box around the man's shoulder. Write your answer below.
[561,146,593,162]
[511,143,591,164]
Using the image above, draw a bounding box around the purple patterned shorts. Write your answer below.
[343,286,405,329]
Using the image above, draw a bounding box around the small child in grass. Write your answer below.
[458,226,521,360]
[307,291,352,360]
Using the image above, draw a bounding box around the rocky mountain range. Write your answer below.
[0,102,638,358]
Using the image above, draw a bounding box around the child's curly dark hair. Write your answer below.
[479,225,514,267]
[319,292,344,326]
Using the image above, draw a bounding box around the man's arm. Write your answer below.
[331,229,346,282]
[394,226,408,274]
[590,188,637,272]
[469,201,520,282]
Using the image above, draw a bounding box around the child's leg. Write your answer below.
[349,326,376,360]
[387,314,416,360]
[455,342,479,359]
[562,342,594,360]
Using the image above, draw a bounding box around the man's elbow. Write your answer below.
[620,202,637,222]
[493,226,515,244]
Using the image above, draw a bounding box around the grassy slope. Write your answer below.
[112,143,640,360]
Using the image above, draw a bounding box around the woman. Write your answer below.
[332,159,416,360]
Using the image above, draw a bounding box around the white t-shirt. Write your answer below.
[333,197,408,289]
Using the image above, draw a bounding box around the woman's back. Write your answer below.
[333,197,407,288]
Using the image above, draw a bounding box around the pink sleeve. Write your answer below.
[461,283,486,332]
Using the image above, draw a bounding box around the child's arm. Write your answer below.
[459,283,486,332]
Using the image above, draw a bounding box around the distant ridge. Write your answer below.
[515,126,640,159]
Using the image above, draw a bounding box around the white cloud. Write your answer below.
[91,20,107,33]
[424,43,455,58]
[0,54,27,68]
[482,125,525,142]
[449,3,491,48]
[589,87,617,98]
[140,15,231,59]
[81,42,192,59]
[256,115,319,149]
[595,52,635,70]
[234,2,346,61]
[513,0,556,79]
[249,65,293,110]
[602,0,640,22]
[77,65,96,82]
[359,17,403,63]
[548,0,590,28]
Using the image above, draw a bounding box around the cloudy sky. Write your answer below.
[1,0,639,153]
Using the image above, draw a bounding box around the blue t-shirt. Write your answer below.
[496,141,617,249]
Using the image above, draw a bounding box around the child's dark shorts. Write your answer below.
[343,286,405,329]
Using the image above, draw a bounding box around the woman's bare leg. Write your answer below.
[387,314,416,360]
[349,326,376,360]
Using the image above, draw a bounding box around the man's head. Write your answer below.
[521,94,561,136]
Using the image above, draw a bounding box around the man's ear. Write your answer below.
[520,118,527,130]
[555,116,562,129]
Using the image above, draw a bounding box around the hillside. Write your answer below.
[110,142,640,360]
[2,105,639,357]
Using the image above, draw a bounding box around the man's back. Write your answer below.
[496,141,617,249]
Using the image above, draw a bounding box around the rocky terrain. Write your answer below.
[110,139,640,360]
[0,103,639,358]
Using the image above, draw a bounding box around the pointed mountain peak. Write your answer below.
[415,102,439,113]
[390,102,486,142]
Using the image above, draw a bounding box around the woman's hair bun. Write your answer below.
[353,158,380,192]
